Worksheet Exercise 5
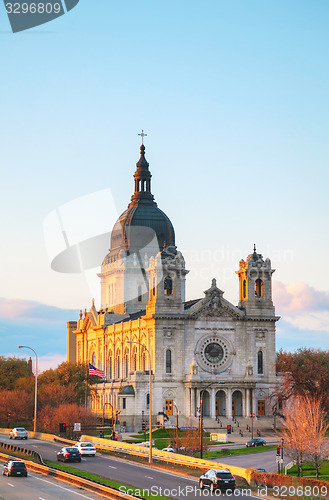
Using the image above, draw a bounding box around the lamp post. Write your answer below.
[173,402,179,444]
[127,340,153,463]
[280,438,284,474]
[103,401,117,436]
[199,381,224,459]
[250,412,255,439]
[18,345,38,434]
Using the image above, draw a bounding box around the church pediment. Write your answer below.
[187,279,244,320]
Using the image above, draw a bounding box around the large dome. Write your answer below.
[104,143,175,263]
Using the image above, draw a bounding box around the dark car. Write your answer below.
[246,438,266,447]
[57,447,81,462]
[2,460,28,477]
[199,469,236,492]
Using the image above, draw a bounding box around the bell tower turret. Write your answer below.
[236,245,275,316]
[146,248,189,316]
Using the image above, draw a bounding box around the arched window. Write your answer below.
[166,349,172,373]
[141,351,146,371]
[138,285,142,302]
[258,350,264,374]
[164,276,173,295]
[255,279,263,297]
[116,350,121,379]
[124,348,129,378]
[243,280,246,299]
[91,352,96,367]
[131,346,137,371]
[152,277,156,296]
[108,351,113,379]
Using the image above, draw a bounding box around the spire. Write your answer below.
[253,243,257,253]
[130,133,155,206]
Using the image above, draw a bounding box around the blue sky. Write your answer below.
[0,0,328,369]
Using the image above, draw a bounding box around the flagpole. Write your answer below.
[85,363,88,408]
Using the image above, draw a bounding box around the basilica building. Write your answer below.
[67,142,279,430]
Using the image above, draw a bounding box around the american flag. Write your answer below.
[89,363,105,378]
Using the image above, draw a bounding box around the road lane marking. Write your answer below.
[108,465,117,469]
[99,454,198,481]
[145,476,154,479]
[30,475,96,499]
[39,497,47,500]
[8,483,15,487]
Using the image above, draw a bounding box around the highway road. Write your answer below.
[0,467,107,500]
[0,436,259,499]
[212,449,289,473]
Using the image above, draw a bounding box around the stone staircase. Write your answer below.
[202,416,281,435]
[165,415,282,436]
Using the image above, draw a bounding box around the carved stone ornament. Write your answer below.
[255,329,267,339]
[163,389,174,398]
[190,357,198,375]
[201,278,225,317]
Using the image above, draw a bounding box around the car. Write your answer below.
[162,447,175,452]
[199,469,236,492]
[2,460,28,477]
[57,447,81,463]
[256,468,266,472]
[246,438,266,447]
[73,442,96,456]
[9,428,28,440]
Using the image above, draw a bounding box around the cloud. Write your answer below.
[0,297,78,323]
[273,281,329,313]
[0,298,79,364]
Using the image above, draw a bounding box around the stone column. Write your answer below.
[210,388,215,418]
[251,389,256,415]
[191,387,195,417]
[242,388,246,417]
[245,388,250,417]
[227,389,232,418]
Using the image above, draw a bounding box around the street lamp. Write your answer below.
[18,345,38,434]
[250,412,255,439]
[127,340,153,463]
[199,381,224,459]
[173,402,179,444]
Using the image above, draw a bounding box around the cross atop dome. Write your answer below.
[138,129,147,145]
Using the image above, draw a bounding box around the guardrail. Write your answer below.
[0,427,252,483]
[80,434,252,483]
[0,440,43,464]
[0,451,138,500]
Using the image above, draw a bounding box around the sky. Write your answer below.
[0,0,328,371]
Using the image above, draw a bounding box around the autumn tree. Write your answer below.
[0,356,31,390]
[38,361,93,406]
[282,395,329,478]
[0,389,34,424]
[303,397,329,479]
[38,403,98,434]
[38,383,77,408]
[275,348,329,413]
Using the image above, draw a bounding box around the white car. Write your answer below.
[9,428,28,440]
[162,447,175,452]
[73,442,96,456]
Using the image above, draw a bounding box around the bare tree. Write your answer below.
[303,397,329,479]
[282,396,329,478]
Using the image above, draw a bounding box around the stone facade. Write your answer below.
[67,144,279,430]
